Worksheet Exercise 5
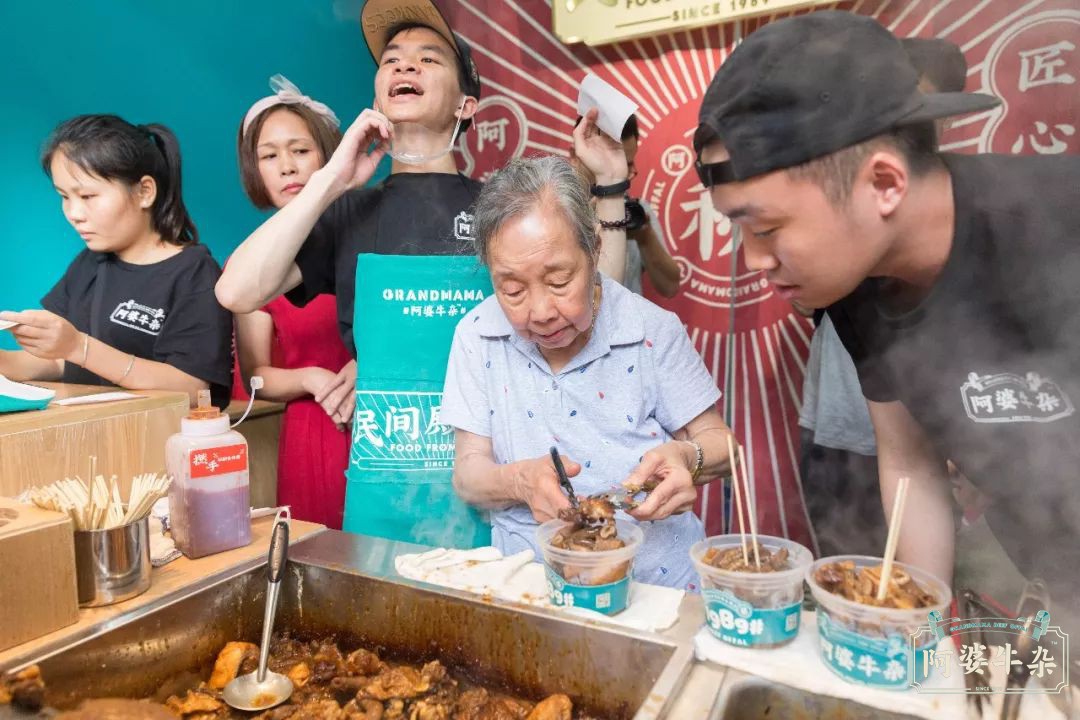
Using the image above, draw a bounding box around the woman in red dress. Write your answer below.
[231,77,355,528]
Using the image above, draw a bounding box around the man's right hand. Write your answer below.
[509,455,578,523]
[320,109,392,196]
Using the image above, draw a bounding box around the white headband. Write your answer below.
[242,74,340,136]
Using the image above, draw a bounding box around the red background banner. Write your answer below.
[446,0,1080,550]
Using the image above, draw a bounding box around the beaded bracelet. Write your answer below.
[598,212,631,231]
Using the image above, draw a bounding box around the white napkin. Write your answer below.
[147,497,180,567]
[577,73,637,141]
[395,546,683,633]
[149,515,181,567]
[694,611,1069,720]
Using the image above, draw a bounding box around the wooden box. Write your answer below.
[0,497,79,652]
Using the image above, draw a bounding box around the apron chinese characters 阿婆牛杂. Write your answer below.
[344,253,492,547]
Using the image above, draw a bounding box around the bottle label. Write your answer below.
[703,588,801,646]
[190,444,248,478]
[817,610,911,689]
[545,565,630,615]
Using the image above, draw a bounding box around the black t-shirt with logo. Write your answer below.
[829,152,1080,602]
[288,172,483,356]
[41,244,233,408]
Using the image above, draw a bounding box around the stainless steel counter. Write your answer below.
[4,530,947,719]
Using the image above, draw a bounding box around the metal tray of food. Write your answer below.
[3,531,692,719]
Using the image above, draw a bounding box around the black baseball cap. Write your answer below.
[901,37,967,93]
[694,11,999,186]
[360,0,482,103]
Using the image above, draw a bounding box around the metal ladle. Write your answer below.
[223,516,293,711]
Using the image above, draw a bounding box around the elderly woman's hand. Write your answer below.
[623,442,698,521]
[509,455,578,523]
[572,108,629,186]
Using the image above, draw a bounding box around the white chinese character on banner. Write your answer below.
[355,410,385,447]
[680,186,734,261]
[1012,121,1076,154]
[960,643,990,675]
[385,406,421,440]
[922,648,953,678]
[476,118,510,152]
[836,646,855,671]
[193,453,208,465]
[820,637,834,662]
[1028,646,1058,679]
[1018,41,1076,92]
[991,643,1022,672]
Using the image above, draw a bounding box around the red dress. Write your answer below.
[233,294,351,529]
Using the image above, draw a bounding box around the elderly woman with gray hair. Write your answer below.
[439,121,735,588]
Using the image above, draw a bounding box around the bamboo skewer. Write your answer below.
[877,476,911,603]
[736,444,761,569]
[26,467,171,531]
[726,433,749,564]
[85,456,96,531]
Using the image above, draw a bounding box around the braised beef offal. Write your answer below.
[0,665,45,713]
[814,560,938,609]
[701,544,791,573]
[552,498,624,552]
[3,638,595,720]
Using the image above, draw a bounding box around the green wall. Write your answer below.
[0,0,382,349]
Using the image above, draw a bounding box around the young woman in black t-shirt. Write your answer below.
[0,115,232,407]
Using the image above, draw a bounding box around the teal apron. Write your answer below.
[343,254,492,547]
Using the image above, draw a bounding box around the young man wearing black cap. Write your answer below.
[218,0,627,546]
[695,10,1080,623]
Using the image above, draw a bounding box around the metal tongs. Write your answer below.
[1000,579,1052,720]
[549,446,652,513]
[957,588,998,718]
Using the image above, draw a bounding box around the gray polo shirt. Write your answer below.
[441,275,721,589]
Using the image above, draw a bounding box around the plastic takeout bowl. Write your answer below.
[537,518,643,615]
[691,534,812,648]
[806,555,952,690]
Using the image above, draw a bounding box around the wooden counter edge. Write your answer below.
[0,516,325,669]
[0,384,189,436]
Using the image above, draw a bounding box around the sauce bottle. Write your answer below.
[166,390,251,558]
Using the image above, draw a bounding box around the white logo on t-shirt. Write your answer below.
[960,371,1074,424]
[110,300,166,336]
[454,211,475,241]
